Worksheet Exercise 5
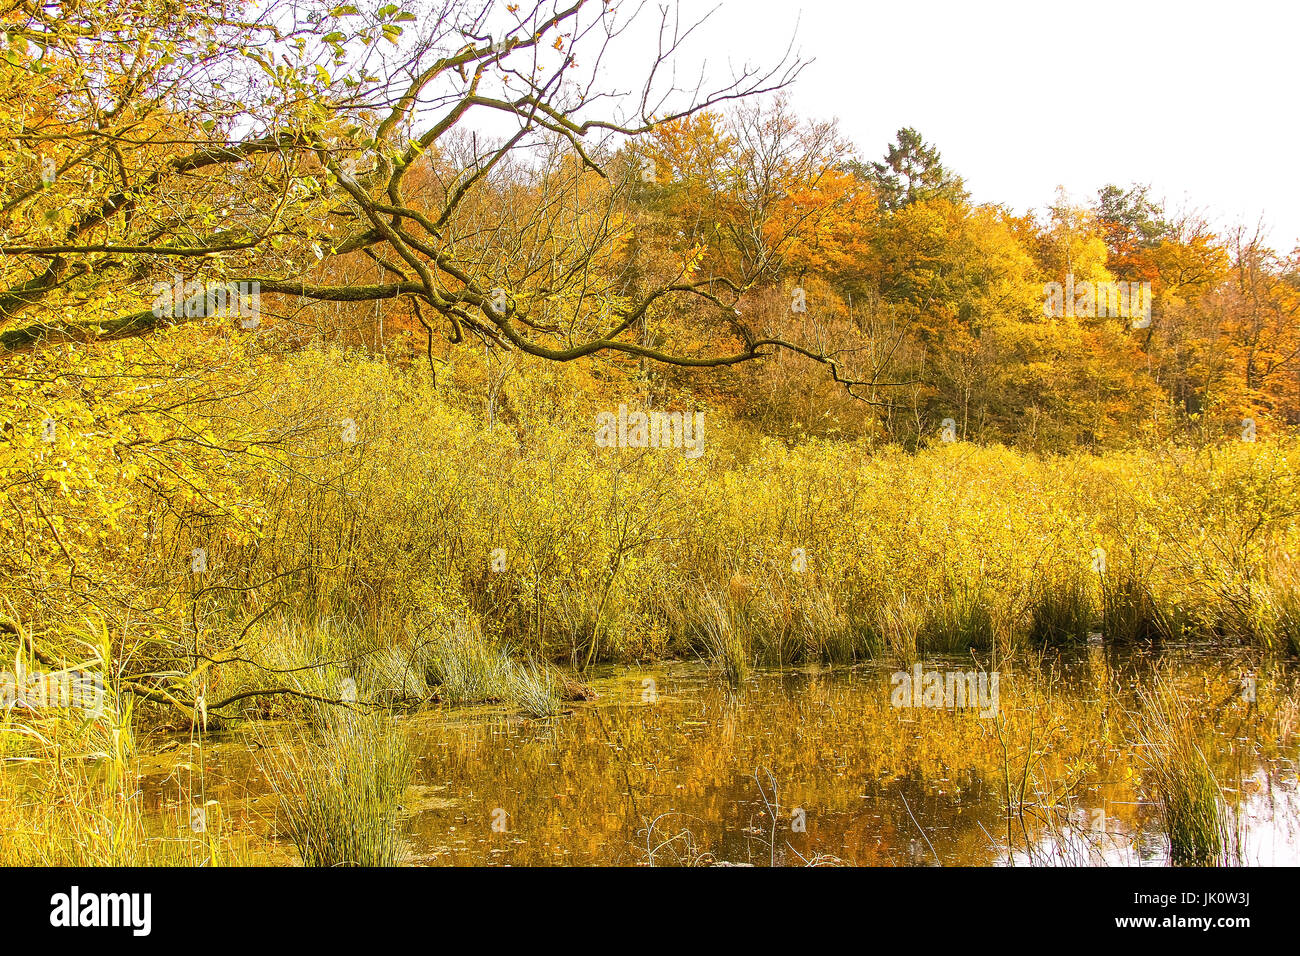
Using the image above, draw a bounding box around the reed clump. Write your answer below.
[1133,678,1235,866]
[260,705,412,867]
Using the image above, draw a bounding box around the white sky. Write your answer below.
[596,0,1299,250]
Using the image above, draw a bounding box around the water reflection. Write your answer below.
[138,647,1300,866]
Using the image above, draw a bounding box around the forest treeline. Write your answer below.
[2,2,1297,452]
[271,112,1295,448]
[134,106,1300,450]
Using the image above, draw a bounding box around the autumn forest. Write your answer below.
[0,0,1298,883]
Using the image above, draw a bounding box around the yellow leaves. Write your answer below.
[40,469,71,494]
[679,242,709,276]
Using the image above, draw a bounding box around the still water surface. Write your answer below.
[138,646,1300,865]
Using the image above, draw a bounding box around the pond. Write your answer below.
[136,646,1300,866]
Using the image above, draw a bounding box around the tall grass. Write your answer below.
[1133,678,1236,866]
[423,619,562,716]
[922,582,995,653]
[260,706,412,867]
[210,614,563,718]
[874,595,923,664]
[1251,555,1300,656]
[692,589,749,687]
[1101,571,1170,645]
[0,619,225,865]
[0,691,216,865]
[1028,575,1094,646]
